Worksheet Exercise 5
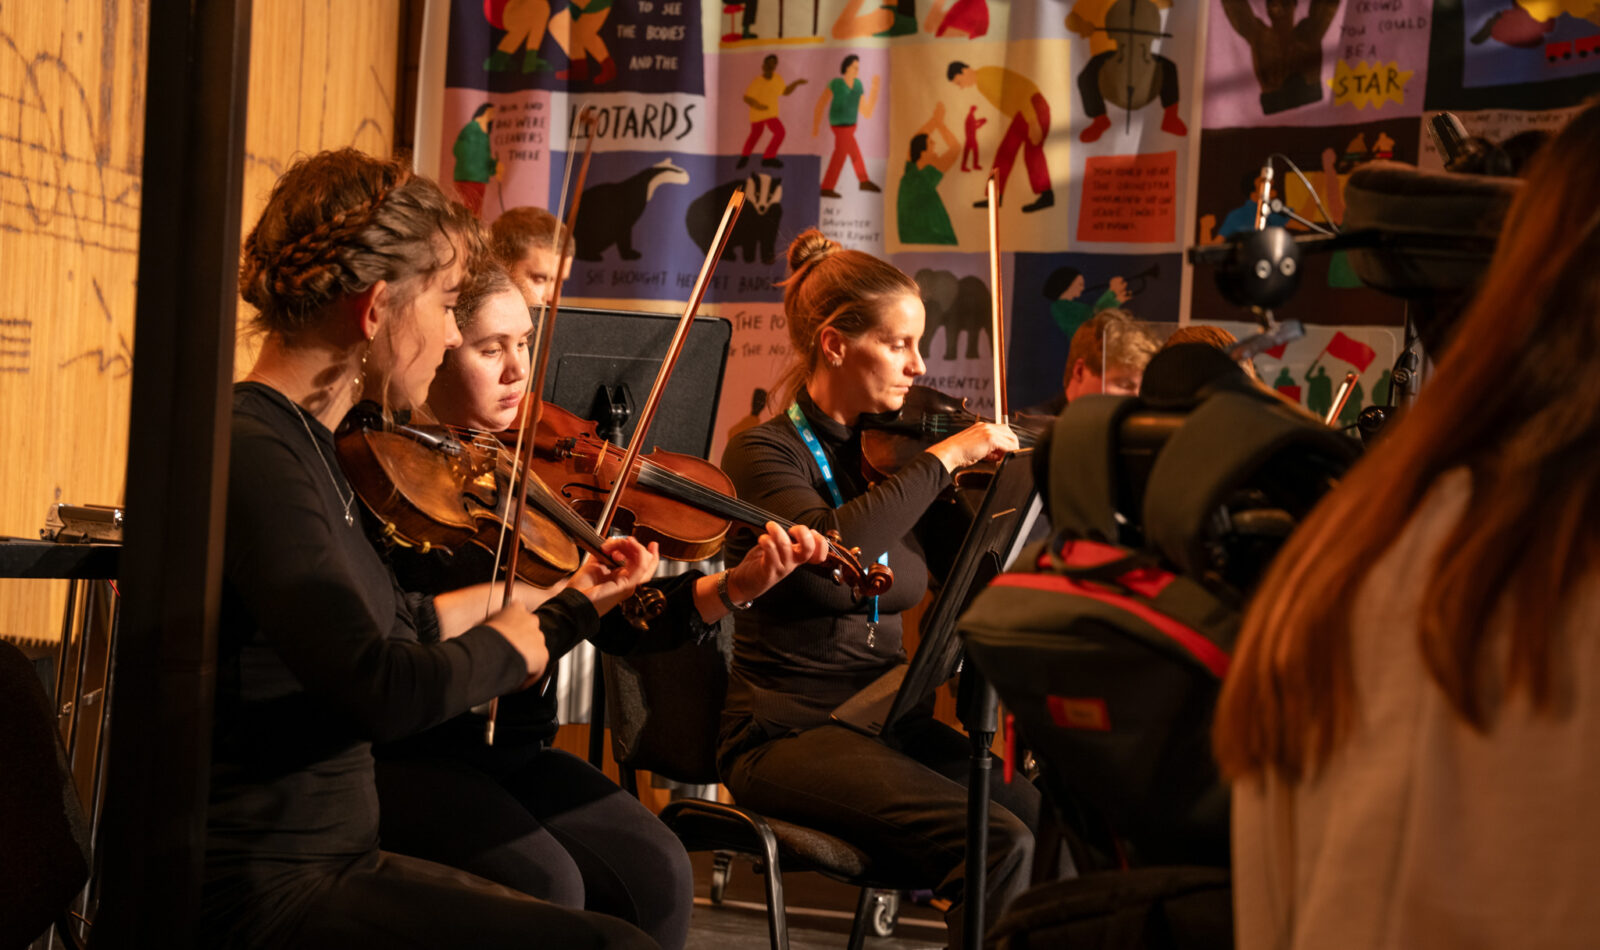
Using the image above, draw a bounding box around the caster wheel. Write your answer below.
[710,851,733,904]
[870,889,900,938]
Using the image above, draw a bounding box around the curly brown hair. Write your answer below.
[239,149,482,337]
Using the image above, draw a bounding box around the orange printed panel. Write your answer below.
[1076,151,1178,244]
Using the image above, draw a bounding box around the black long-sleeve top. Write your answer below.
[716,390,956,764]
[383,538,707,758]
[203,383,598,947]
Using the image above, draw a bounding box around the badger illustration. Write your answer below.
[573,158,690,261]
[685,173,783,266]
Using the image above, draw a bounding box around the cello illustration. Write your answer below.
[1076,0,1188,142]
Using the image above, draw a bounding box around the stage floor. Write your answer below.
[684,851,947,949]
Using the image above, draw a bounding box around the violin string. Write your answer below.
[482,439,610,554]
[633,458,803,535]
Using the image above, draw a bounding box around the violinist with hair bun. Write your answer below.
[718,228,1039,947]
[213,148,658,949]
[375,248,832,950]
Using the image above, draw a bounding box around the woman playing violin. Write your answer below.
[375,248,832,950]
[718,229,1040,947]
[210,149,658,949]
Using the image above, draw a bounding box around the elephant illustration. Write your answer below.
[686,172,783,265]
[573,158,690,261]
[914,267,991,361]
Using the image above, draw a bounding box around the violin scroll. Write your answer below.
[823,530,896,600]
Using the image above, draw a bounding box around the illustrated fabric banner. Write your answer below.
[422,0,1597,459]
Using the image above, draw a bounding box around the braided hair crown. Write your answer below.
[239,149,480,335]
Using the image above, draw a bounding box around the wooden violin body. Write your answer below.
[510,402,893,600]
[859,385,1050,486]
[522,403,732,563]
[335,410,581,588]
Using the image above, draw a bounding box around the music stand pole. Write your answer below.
[962,671,1001,950]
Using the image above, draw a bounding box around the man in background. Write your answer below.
[491,206,573,306]
[1039,308,1157,414]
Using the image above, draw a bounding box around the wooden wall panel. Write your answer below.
[0,1,148,644]
[0,0,402,644]
[235,0,403,373]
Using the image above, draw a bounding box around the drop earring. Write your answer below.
[352,339,371,396]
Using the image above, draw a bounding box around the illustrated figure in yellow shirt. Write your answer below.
[947,61,1055,213]
[740,55,808,169]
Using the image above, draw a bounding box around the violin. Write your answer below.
[335,406,587,588]
[858,385,1051,487]
[515,402,894,600]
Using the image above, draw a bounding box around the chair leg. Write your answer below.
[757,832,790,950]
[846,886,874,950]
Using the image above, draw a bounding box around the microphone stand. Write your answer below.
[960,672,1000,950]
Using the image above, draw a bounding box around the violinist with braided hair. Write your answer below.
[209,148,658,949]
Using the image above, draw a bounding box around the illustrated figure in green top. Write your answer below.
[1372,369,1392,407]
[1305,363,1333,419]
[897,103,960,245]
[452,104,498,217]
[813,55,882,199]
[1338,379,1364,428]
[1043,265,1126,340]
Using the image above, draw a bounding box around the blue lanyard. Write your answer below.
[787,403,890,632]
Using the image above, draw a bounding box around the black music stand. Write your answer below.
[540,306,732,457]
[539,306,732,766]
[830,449,1039,738]
[829,450,1040,950]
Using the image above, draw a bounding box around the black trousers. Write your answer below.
[290,850,657,949]
[376,747,693,950]
[723,718,1040,947]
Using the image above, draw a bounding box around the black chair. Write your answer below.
[605,632,922,950]
[1,639,91,950]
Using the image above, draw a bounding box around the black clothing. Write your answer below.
[205,383,648,949]
[377,517,704,950]
[376,748,693,948]
[385,547,706,752]
[718,390,952,753]
[717,390,1039,940]
[286,850,653,950]
[725,722,1038,948]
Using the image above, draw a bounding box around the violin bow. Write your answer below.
[986,174,1009,425]
[484,106,599,744]
[591,189,746,539]
[498,106,599,605]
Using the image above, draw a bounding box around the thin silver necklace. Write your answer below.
[293,403,357,527]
